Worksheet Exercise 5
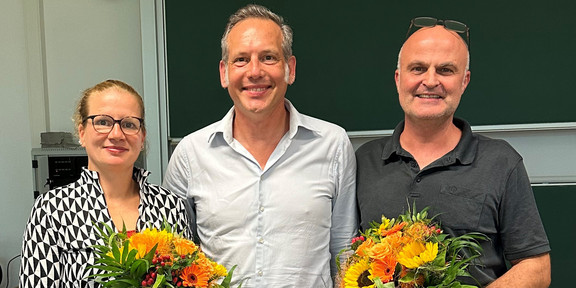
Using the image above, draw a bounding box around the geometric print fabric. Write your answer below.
[20,167,191,288]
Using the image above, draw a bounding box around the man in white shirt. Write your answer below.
[163,4,358,287]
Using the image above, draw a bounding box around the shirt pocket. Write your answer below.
[434,185,487,230]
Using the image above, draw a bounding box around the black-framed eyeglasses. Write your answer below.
[83,114,144,135]
[406,17,470,49]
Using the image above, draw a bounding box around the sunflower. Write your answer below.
[181,264,211,287]
[343,259,375,288]
[397,241,438,269]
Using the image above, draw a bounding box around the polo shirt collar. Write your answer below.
[382,117,477,165]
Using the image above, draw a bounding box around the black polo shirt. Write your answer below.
[356,118,550,286]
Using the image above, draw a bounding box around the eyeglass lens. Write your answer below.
[413,17,466,33]
[92,115,141,135]
[410,17,469,47]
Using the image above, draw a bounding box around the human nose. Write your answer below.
[107,122,125,139]
[247,59,264,78]
[422,70,440,88]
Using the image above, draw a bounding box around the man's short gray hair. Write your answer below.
[220,4,293,62]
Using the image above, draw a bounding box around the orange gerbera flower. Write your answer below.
[181,264,211,287]
[370,256,397,283]
[173,236,198,256]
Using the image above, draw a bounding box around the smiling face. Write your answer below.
[219,18,296,120]
[78,87,146,173]
[395,26,470,123]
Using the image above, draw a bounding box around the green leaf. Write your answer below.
[129,259,150,278]
[152,274,166,288]
[111,240,121,262]
[125,248,138,265]
[121,239,130,264]
[399,270,416,283]
[220,264,237,288]
[143,243,158,261]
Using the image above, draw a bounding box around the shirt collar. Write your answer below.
[382,117,477,165]
[207,99,321,144]
[80,166,150,189]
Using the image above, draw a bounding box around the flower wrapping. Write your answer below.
[88,221,238,288]
[337,207,486,288]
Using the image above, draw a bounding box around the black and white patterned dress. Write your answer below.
[19,167,191,288]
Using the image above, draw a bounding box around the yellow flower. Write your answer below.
[378,217,391,234]
[173,236,198,256]
[343,258,375,288]
[212,262,228,278]
[194,252,215,275]
[128,227,173,258]
[397,241,438,269]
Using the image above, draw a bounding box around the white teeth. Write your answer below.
[417,94,441,99]
[247,88,266,92]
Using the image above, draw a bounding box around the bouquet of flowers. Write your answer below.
[337,207,486,288]
[88,222,237,288]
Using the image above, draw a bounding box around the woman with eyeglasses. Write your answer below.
[19,79,191,288]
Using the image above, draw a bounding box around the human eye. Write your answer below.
[410,66,427,74]
[232,57,249,67]
[121,118,140,130]
[93,116,113,127]
[437,67,455,75]
[261,55,279,65]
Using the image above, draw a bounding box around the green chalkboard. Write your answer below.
[533,185,576,288]
[165,0,576,138]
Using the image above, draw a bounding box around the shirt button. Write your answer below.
[258,237,264,244]
[416,177,422,183]
[257,270,263,276]
[259,206,264,212]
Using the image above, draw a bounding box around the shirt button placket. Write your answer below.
[256,176,264,283]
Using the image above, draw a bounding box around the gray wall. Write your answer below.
[0,1,34,286]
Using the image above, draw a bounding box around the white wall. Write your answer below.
[0,1,34,286]
[0,0,147,286]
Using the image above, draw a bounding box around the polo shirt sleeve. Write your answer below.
[499,159,551,260]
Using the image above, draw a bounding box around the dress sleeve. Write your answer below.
[19,195,61,288]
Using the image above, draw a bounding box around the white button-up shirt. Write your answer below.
[164,100,358,287]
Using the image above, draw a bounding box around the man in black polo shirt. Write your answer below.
[356,18,551,287]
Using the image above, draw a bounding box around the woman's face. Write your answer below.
[78,87,145,173]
